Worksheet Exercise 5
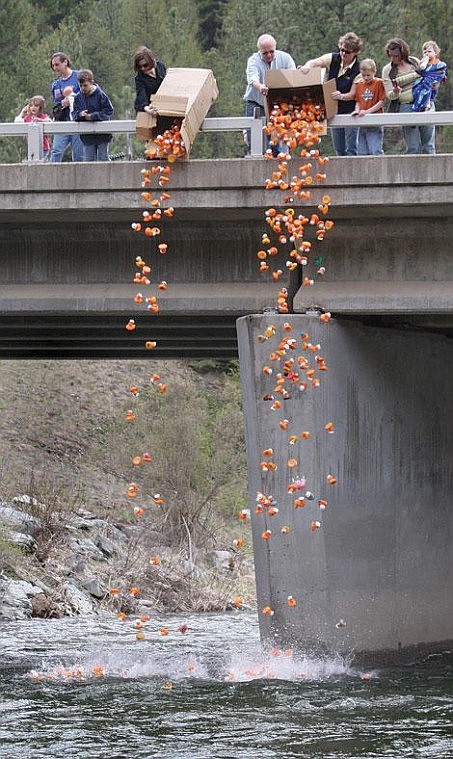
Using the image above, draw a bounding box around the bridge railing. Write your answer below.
[1,111,453,161]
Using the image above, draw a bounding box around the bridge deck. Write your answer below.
[0,157,452,357]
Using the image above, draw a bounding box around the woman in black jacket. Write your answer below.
[133,46,166,113]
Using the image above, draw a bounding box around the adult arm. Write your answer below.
[134,77,150,112]
[331,81,357,101]
[298,54,331,74]
[246,53,267,96]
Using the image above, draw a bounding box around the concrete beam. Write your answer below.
[0,156,452,221]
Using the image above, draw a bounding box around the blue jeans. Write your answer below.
[50,133,84,162]
[244,100,287,157]
[82,141,109,161]
[331,126,359,156]
[400,102,436,154]
[358,126,383,155]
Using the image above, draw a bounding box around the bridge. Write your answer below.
[1,127,452,661]
[0,151,452,358]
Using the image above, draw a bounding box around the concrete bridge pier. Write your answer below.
[237,314,453,664]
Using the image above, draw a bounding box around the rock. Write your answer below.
[31,593,62,618]
[75,572,106,599]
[0,578,45,620]
[13,494,44,508]
[209,550,232,571]
[183,560,207,579]
[69,538,106,562]
[63,582,95,615]
[93,534,116,558]
[8,531,38,553]
[0,505,41,536]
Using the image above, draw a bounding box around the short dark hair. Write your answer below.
[77,69,95,84]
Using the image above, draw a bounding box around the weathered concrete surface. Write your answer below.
[0,156,452,220]
[237,314,453,663]
[0,156,452,356]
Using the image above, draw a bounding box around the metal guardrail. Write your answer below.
[2,111,453,161]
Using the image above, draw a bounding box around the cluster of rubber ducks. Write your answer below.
[250,97,340,620]
[264,100,327,153]
[28,98,346,686]
[258,100,337,313]
[144,124,186,162]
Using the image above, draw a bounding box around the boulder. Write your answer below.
[8,531,38,553]
[69,538,106,562]
[63,582,95,615]
[0,578,45,620]
[31,593,62,618]
[0,505,41,536]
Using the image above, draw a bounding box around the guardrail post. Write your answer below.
[250,108,264,157]
[27,123,43,162]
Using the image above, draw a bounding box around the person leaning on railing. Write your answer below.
[382,37,437,155]
[299,32,363,157]
[243,33,296,156]
[133,46,166,114]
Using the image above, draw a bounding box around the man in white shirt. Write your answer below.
[243,34,296,155]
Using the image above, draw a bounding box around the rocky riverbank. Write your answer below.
[0,359,255,622]
[0,494,256,621]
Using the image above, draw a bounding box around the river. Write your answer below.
[1,612,452,758]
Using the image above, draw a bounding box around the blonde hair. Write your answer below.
[338,32,363,54]
[422,40,440,55]
[360,58,377,73]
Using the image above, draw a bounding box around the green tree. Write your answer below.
[195,0,229,50]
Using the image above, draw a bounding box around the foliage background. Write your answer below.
[0,0,452,160]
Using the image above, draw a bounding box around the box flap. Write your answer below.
[322,78,337,120]
[266,68,328,89]
[150,94,189,117]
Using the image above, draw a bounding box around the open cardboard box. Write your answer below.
[142,67,218,157]
[264,68,337,135]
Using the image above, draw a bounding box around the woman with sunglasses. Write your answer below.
[133,46,166,114]
[299,32,363,156]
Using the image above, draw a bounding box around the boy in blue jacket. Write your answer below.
[73,69,114,161]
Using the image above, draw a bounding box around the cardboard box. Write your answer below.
[148,68,219,156]
[265,68,337,135]
[136,111,156,141]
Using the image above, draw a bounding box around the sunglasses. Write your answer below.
[139,62,151,71]
[339,48,353,54]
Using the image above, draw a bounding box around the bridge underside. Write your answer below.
[0,311,451,360]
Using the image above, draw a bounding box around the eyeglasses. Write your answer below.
[339,48,353,54]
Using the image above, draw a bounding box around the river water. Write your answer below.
[1,612,452,759]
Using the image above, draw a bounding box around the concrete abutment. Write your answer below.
[237,314,453,663]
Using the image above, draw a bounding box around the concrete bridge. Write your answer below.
[0,155,452,357]
[1,155,452,662]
